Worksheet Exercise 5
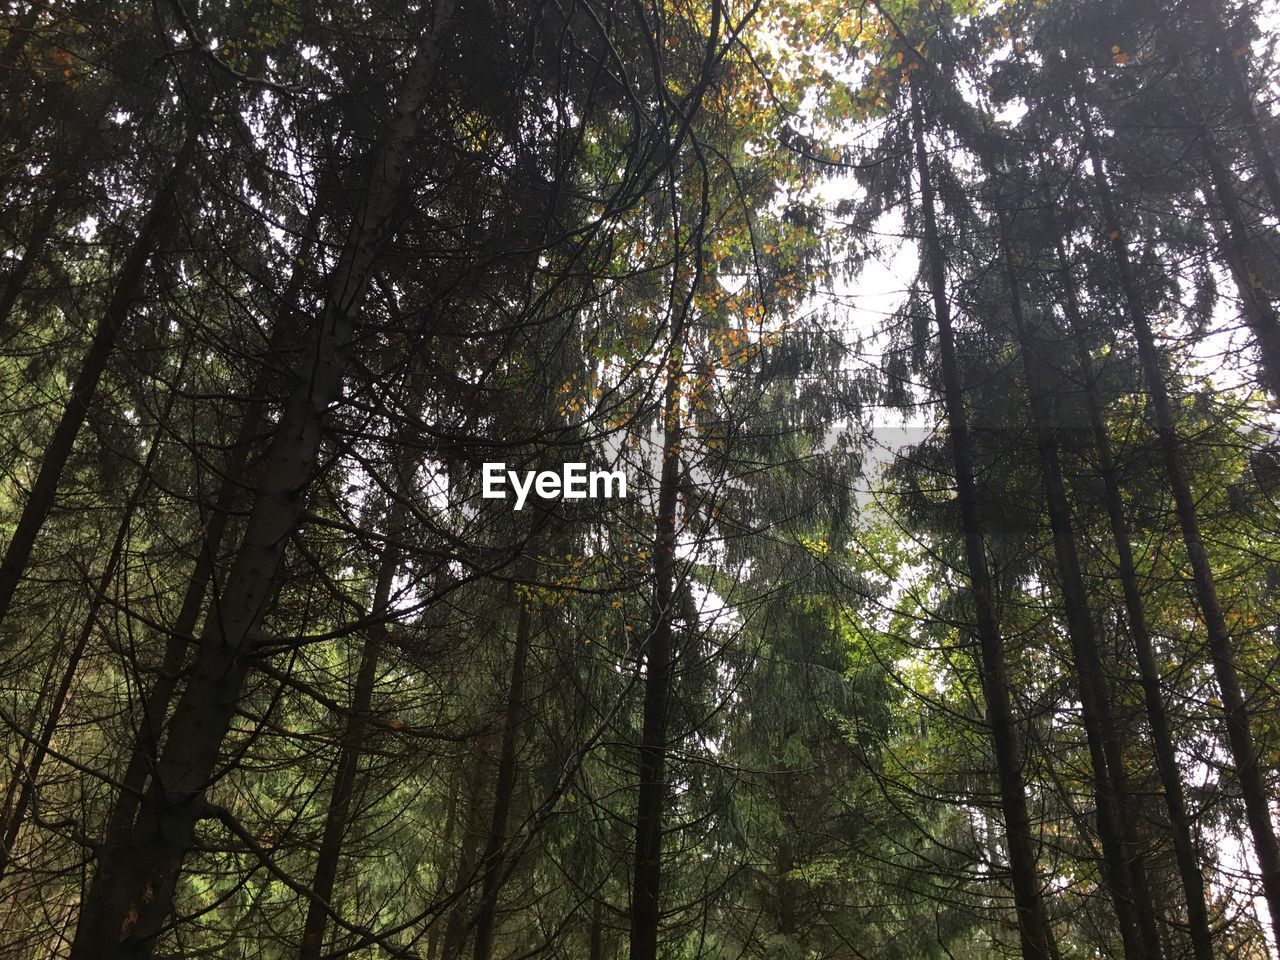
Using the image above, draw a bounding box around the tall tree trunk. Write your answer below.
[441,735,496,960]
[1083,107,1280,948]
[100,204,319,855]
[1050,222,1216,960]
[626,78,715,953]
[628,332,684,960]
[298,526,401,959]
[0,122,200,637]
[471,593,534,960]
[67,12,453,954]
[776,751,797,941]
[911,84,1053,960]
[998,222,1162,960]
[587,896,605,960]
[427,767,462,960]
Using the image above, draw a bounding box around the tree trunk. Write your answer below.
[777,753,797,941]
[0,122,200,637]
[998,223,1161,960]
[100,204,319,855]
[1050,219,1216,960]
[471,594,534,960]
[588,896,605,960]
[67,12,453,954]
[1083,107,1280,948]
[298,529,400,959]
[628,331,684,960]
[441,736,496,960]
[911,83,1053,960]
[427,768,461,960]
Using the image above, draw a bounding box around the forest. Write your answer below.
[0,0,1278,957]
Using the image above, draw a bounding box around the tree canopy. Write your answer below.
[0,0,1279,958]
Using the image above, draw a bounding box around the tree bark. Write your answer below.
[588,896,605,960]
[628,327,684,960]
[441,736,496,960]
[426,768,461,960]
[67,11,453,953]
[470,594,534,960]
[1083,107,1280,949]
[911,83,1053,960]
[298,526,400,960]
[99,204,319,855]
[776,752,797,940]
[1050,222,1216,960]
[998,222,1162,960]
